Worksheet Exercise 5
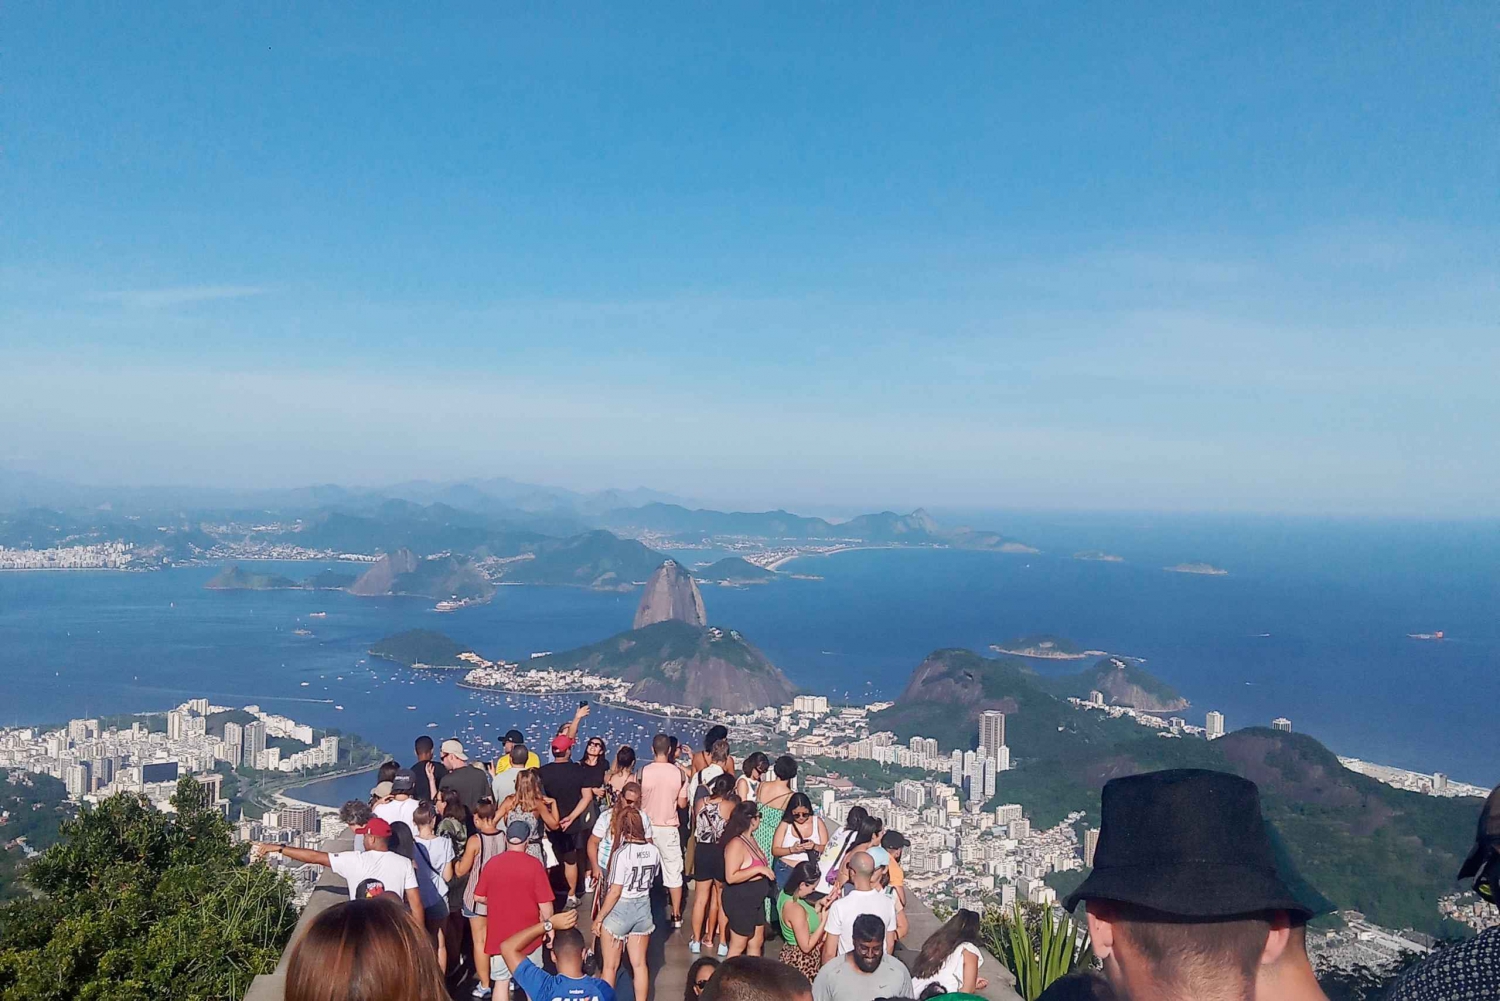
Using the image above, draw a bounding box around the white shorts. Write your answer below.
[491,944,541,982]
[652,824,683,889]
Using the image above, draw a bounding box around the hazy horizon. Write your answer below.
[5,4,1496,517]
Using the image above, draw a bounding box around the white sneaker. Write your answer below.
[471,987,493,1000]
[689,940,701,954]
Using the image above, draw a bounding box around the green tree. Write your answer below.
[0,776,297,1001]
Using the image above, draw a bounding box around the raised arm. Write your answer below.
[501,907,575,974]
[560,704,589,740]
[259,844,331,867]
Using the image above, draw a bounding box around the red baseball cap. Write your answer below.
[551,734,575,754]
[357,817,393,839]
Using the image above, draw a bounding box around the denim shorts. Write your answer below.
[601,895,655,938]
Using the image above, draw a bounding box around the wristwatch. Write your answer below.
[542,919,554,933]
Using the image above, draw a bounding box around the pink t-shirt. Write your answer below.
[640,761,685,827]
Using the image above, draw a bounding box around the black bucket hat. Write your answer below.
[1064,769,1313,919]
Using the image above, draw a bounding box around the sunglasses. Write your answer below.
[694,979,713,992]
[790,810,812,818]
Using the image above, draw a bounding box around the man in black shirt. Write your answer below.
[538,733,595,907]
[409,734,448,802]
[437,738,491,815]
[1387,784,1500,1001]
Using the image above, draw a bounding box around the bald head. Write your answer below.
[848,850,876,887]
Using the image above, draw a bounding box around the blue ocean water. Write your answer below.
[1,514,1496,798]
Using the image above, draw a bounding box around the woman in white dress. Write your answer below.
[911,908,988,996]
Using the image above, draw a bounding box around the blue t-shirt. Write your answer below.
[512,958,616,1001]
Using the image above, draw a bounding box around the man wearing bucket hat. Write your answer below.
[1066,769,1315,1001]
[1386,784,1500,1001]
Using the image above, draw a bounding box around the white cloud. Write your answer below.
[92,285,267,308]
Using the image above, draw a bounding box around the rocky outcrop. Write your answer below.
[532,619,796,712]
[1082,657,1189,712]
[634,560,707,629]
[348,548,421,595]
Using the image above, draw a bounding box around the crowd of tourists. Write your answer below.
[259,707,1500,1001]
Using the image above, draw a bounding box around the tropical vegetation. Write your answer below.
[0,776,296,1000]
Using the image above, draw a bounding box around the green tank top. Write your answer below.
[777,891,820,945]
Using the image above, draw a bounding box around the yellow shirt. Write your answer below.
[494,750,541,774]
[888,857,905,887]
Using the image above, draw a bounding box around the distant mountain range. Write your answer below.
[1,472,1035,595]
[873,647,1475,938]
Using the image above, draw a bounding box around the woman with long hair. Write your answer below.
[753,755,797,862]
[580,735,609,797]
[689,773,737,957]
[683,956,721,1001]
[286,895,447,1001]
[453,798,504,999]
[593,805,660,1001]
[817,805,867,891]
[911,908,987,996]
[837,813,886,890]
[604,745,637,801]
[720,799,775,957]
[772,792,828,888]
[776,860,831,981]
[497,767,560,863]
[735,752,769,803]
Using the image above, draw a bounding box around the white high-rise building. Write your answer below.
[167,710,189,741]
[1271,717,1293,733]
[922,737,939,757]
[1088,690,1106,707]
[223,723,244,768]
[319,735,340,765]
[996,745,1011,771]
[243,721,267,769]
[950,750,963,784]
[1205,711,1225,740]
[1084,828,1100,868]
[979,712,1006,760]
[187,698,210,716]
[982,758,997,798]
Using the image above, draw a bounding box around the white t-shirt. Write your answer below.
[413,835,455,908]
[373,797,419,830]
[609,841,662,900]
[824,887,898,955]
[912,942,983,995]
[593,808,655,874]
[329,849,419,901]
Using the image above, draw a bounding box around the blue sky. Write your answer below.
[3,3,1495,515]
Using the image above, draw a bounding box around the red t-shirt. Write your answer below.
[474,850,553,955]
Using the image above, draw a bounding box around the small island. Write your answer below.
[1164,562,1228,576]
[369,629,485,669]
[991,634,1095,661]
[694,557,777,585]
[204,566,298,590]
[1074,550,1124,563]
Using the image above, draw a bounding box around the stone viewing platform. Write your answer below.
[244,833,1021,1001]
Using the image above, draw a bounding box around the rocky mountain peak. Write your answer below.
[633,559,707,629]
